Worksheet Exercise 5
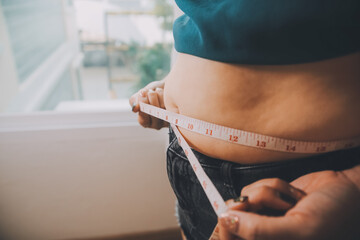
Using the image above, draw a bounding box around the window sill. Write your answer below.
[0,99,137,132]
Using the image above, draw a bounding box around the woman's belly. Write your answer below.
[163,53,360,164]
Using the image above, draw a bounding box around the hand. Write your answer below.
[214,178,306,240]
[129,80,168,130]
[218,167,360,240]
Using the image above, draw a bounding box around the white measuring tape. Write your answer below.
[139,102,360,239]
[140,103,360,154]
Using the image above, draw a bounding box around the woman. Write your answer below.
[130,0,360,239]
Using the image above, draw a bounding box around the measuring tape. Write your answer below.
[140,103,360,154]
[139,102,360,239]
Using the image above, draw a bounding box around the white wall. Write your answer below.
[0,110,177,240]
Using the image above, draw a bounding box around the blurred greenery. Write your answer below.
[133,0,174,90]
[98,0,174,91]
[153,0,174,31]
[135,43,172,89]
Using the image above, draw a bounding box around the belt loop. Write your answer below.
[220,162,238,198]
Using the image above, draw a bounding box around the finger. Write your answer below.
[145,79,165,91]
[218,224,235,240]
[216,198,249,240]
[131,88,149,112]
[155,87,166,109]
[219,210,301,240]
[147,89,164,130]
[226,196,250,211]
[129,93,139,112]
[218,223,244,240]
[242,178,305,201]
[242,178,305,202]
[244,186,295,212]
[138,90,152,128]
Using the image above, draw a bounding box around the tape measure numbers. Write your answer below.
[140,102,360,154]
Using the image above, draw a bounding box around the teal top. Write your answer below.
[173,0,360,65]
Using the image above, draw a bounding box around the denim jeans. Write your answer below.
[166,126,360,240]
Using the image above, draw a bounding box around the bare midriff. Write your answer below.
[163,52,360,164]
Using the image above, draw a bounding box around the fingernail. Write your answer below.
[227,201,241,209]
[155,87,162,91]
[227,196,248,208]
[234,196,248,203]
[139,90,147,97]
[219,213,239,233]
[131,102,137,111]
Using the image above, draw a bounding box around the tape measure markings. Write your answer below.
[171,124,228,216]
[140,102,360,154]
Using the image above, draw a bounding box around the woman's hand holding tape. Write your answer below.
[129,80,168,130]
[212,178,305,240]
[218,166,360,240]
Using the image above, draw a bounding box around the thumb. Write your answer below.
[219,210,302,240]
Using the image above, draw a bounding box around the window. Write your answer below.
[0,2,180,238]
[0,0,174,113]
[1,0,66,83]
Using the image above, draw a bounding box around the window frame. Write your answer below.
[0,0,80,113]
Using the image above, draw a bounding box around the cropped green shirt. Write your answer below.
[173,0,360,64]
